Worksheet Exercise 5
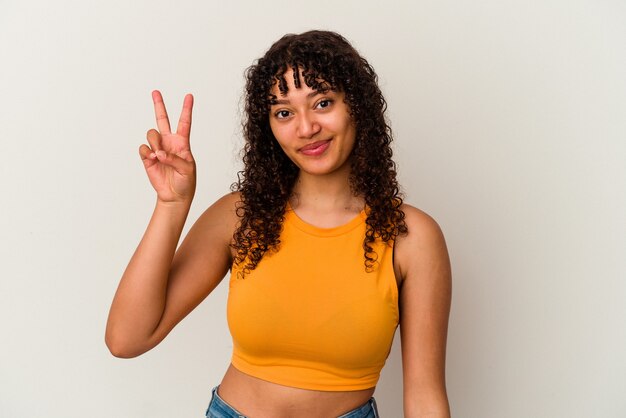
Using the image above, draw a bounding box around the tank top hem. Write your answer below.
[230,357,379,392]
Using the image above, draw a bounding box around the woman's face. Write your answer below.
[268,68,356,177]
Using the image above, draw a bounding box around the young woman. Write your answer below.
[106,30,452,418]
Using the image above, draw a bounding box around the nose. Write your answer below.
[296,111,321,139]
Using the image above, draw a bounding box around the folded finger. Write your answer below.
[139,144,157,168]
[139,144,155,159]
[152,90,171,134]
[176,93,194,138]
[146,129,162,152]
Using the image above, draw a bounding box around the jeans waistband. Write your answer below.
[205,385,379,418]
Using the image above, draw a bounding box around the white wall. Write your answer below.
[1,0,624,417]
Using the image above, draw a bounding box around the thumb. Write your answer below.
[155,150,194,176]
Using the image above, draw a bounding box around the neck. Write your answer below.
[290,166,363,213]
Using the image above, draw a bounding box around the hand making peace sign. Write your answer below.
[139,90,196,204]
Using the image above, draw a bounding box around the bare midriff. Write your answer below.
[217,364,376,418]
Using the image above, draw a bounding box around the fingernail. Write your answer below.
[150,152,156,159]
[156,150,166,159]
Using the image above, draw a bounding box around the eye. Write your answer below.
[316,99,333,109]
[275,110,291,119]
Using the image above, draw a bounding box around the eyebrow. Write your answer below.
[272,90,325,105]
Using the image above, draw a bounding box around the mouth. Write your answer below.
[299,139,332,156]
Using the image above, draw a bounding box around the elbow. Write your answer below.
[105,331,148,359]
[106,343,137,359]
[105,336,137,358]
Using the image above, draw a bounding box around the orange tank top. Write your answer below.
[227,206,399,391]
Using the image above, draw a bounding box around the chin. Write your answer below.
[298,161,347,176]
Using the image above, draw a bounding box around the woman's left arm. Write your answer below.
[395,205,452,418]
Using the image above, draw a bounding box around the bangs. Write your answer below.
[268,63,340,105]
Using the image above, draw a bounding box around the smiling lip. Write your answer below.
[300,139,331,156]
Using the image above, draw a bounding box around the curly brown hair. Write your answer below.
[231,30,407,275]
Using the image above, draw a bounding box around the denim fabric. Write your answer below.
[205,386,247,418]
[205,386,379,418]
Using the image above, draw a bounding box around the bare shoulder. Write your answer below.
[192,191,242,241]
[174,191,242,269]
[394,203,450,284]
[203,190,241,219]
[397,203,447,248]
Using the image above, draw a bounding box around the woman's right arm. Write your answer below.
[105,91,237,358]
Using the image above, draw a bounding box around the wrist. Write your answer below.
[155,198,193,215]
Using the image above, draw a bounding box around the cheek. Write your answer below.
[345,121,357,146]
[269,121,285,143]
[269,128,296,158]
[270,128,290,150]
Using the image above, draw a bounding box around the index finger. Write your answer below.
[176,93,194,138]
[152,90,171,134]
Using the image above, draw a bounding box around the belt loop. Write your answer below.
[370,397,380,417]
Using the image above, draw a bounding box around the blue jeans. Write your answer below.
[205,386,380,418]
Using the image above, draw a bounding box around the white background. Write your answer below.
[1,0,624,417]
